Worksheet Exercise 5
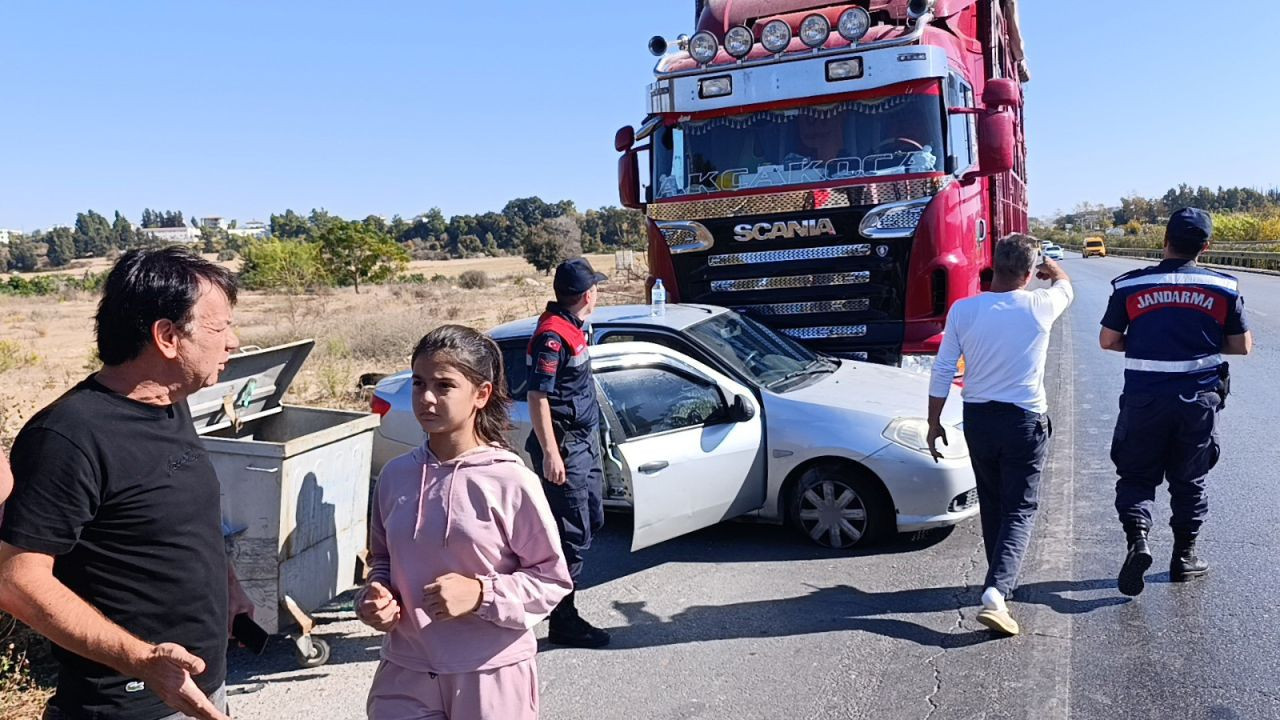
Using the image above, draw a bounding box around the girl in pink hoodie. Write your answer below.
[359,325,572,720]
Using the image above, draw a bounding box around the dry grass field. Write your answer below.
[0,252,643,718]
[0,252,640,449]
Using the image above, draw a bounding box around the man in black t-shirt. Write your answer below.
[0,248,242,720]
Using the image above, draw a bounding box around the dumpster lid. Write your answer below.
[188,339,314,434]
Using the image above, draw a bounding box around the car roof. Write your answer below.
[488,303,730,341]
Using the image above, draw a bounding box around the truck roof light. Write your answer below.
[838,7,872,42]
[648,36,668,56]
[799,14,831,48]
[689,31,719,65]
[724,26,754,59]
[760,20,792,54]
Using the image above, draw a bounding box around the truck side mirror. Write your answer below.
[618,150,642,210]
[982,78,1021,109]
[728,393,756,423]
[976,110,1016,177]
[615,125,635,152]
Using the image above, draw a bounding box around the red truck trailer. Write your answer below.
[616,0,1029,365]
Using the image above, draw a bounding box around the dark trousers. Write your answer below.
[527,426,605,584]
[962,402,1051,598]
[1111,390,1221,533]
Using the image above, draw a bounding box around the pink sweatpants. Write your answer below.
[367,659,539,720]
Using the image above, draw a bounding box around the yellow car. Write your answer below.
[1083,237,1107,258]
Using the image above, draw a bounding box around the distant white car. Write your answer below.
[1044,244,1065,260]
[370,305,977,550]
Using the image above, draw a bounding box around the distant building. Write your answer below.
[141,226,201,244]
[0,228,17,245]
[228,220,269,240]
[199,217,226,230]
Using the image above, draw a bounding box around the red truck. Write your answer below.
[616,0,1029,365]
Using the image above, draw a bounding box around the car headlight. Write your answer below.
[859,196,932,239]
[882,417,968,460]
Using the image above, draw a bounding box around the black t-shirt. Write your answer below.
[1,376,227,720]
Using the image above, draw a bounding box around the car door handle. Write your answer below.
[638,461,669,474]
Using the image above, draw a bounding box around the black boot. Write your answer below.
[1117,522,1153,597]
[1170,531,1210,582]
[548,591,611,648]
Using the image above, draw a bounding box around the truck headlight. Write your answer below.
[799,14,831,48]
[882,417,968,460]
[724,26,754,59]
[761,20,792,53]
[838,7,871,42]
[689,31,719,65]
[859,196,931,239]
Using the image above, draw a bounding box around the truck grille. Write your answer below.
[708,244,871,267]
[669,205,914,363]
[711,271,870,293]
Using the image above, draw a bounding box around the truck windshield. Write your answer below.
[685,311,832,390]
[652,91,945,199]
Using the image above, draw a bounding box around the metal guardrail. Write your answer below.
[1060,244,1280,273]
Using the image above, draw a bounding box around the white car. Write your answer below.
[370,305,977,550]
[1044,244,1065,261]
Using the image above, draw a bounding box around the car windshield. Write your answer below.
[652,89,945,199]
[684,311,832,390]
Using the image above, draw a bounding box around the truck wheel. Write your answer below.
[788,463,891,549]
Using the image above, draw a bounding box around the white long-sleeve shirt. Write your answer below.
[928,281,1074,414]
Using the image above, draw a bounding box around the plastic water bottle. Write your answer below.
[651,279,666,317]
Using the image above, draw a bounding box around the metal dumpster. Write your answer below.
[187,339,379,667]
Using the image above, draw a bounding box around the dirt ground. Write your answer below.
[0,252,641,449]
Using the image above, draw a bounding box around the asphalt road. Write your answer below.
[228,254,1280,720]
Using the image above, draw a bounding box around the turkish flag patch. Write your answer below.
[546,338,562,352]
[536,352,559,375]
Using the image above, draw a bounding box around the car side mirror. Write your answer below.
[728,393,756,423]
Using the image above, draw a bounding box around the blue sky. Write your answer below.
[2,1,1277,231]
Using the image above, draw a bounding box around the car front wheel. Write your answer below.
[788,464,891,549]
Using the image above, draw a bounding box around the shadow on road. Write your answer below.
[579,512,957,589]
[542,579,1128,652]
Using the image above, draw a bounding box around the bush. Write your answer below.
[457,270,489,289]
[238,239,331,292]
[0,340,39,374]
[1,275,58,297]
[217,249,238,262]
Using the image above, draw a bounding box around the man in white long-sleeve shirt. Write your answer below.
[926,234,1073,636]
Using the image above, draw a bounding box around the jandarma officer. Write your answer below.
[1099,208,1253,597]
[525,257,611,648]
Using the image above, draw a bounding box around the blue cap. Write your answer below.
[553,257,607,296]
[1166,208,1213,246]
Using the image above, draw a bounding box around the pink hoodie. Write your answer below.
[368,442,572,674]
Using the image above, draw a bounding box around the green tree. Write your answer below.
[238,239,331,292]
[7,238,39,272]
[74,210,114,257]
[270,209,311,239]
[523,215,583,274]
[46,227,77,267]
[112,211,135,248]
[316,220,409,293]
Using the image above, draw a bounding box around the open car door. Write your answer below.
[590,342,766,550]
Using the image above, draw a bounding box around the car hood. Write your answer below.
[773,360,963,425]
